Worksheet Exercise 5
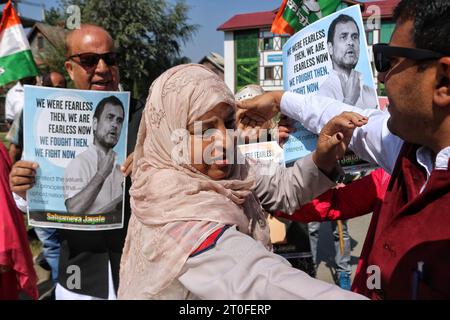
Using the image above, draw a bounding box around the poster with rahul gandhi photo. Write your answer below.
[23,85,130,230]
[282,5,379,171]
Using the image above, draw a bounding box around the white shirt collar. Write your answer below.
[435,146,450,170]
[13,81,23,91]
[416,145,450,178]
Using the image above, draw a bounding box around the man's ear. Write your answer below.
[65,60,75,81]
[327,42,334,56]
[93,117,98,133]
[434,57,450,108]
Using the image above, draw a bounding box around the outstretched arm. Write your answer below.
[237,91,404,174]
[280,92,403,173]
[255,153,337,215]
[180,226,367,300]
[275,168,390,222]
[255,112,368,215]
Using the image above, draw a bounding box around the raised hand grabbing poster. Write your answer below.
[23,86,129,230]
[282,5,378,169]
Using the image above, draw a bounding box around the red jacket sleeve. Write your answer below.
[275,168,390,223]
[0,143,38,300]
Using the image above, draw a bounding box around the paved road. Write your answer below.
[314,213,372,285]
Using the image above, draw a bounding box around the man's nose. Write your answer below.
[377,71,386,84]
[95,58,109,74]
[111,119,119,129]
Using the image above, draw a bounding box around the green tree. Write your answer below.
[44,7,65,25]
[36,40,70,85]
[46,0,197,98]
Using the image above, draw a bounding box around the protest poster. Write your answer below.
[235,84,285,175]
[282,5,379,171]
[23,86,130,230]
[237,140,285,176]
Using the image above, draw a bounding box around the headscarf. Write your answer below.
[119,64,270,298]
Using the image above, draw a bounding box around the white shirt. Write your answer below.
[5,82,24,122]
[318,69,379,110]
[280,91,450,184]
[63,144,124,214]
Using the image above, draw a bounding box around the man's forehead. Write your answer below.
[103,103,123,115]
[74,35,113,51]
[389,19,415,48]
[336,21,358,33]
[69,27,114,53]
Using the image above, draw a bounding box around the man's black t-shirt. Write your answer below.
[57,98,144,298]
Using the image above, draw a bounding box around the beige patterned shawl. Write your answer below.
[118,64,270,299]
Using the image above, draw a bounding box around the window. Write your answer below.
[235,30,259,91]
[37,35,44,50]
[264,67,274,80]
[259,30,274,51]
[236,30,259,59]
[262,37,273,51]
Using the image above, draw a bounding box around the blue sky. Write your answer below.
[15,0,372,62]
[15,0,281,62]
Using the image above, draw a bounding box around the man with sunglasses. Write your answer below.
[9,24,144,300]
[237,0,450,299]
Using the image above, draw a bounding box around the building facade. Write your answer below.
[218,0,400,94]
[27,22,67,72]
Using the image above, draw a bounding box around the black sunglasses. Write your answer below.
[373,43,444,73]
[68,52,118,72]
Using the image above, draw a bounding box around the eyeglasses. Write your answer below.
[68,52,118,73]
[373,43,444,73]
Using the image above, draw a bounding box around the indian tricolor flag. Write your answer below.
[0,0,38,86]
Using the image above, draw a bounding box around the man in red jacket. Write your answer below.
[237,0,450,299]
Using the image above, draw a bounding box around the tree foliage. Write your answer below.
[43,7,65,26]
[45,0,198,98]
[36,39,72,86]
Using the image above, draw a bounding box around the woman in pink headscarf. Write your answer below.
[0,142,38,300]
[118,64,366,300]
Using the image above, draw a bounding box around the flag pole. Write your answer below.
[337,220,345,255]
